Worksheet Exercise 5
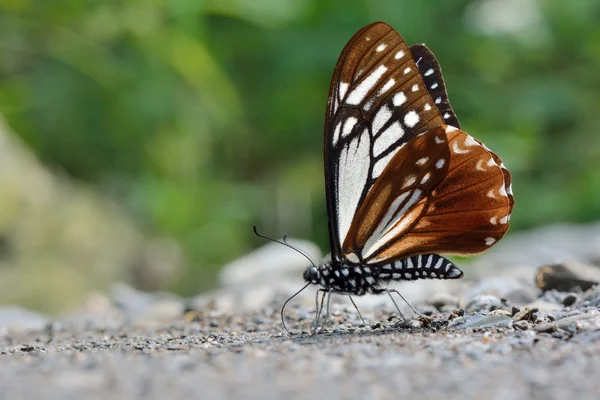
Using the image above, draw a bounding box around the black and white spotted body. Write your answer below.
[303,254,464,296]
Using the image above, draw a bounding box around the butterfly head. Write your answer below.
[303,266,321,284]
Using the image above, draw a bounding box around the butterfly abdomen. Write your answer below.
[375,254,464,282]
[315,254,463,295]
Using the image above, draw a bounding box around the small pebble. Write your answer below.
[513,320,530,331]
[562,293,578,307]
[535,323,557,333]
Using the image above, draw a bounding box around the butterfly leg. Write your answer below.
[388,288,422,317]
[384,288,408,323]
[313,289,333,335]
[347,296,366,326]
[312,289,327,335]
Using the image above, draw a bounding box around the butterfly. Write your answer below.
[256,22,514,334]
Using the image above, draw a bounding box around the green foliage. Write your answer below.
[0,0,599,295]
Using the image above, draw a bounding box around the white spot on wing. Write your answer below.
[443,112,451,119]
[332,121,342,145]
[476,160,485,171]
[424,103,431,111]
[403,67,411,74]
[435,97,441,104]
[393,92,407,106]
[490,216,497,225]
[416,157,429,166]
[339,82,349,100]
[420,173,431,184]
[374,121,404,157]
[498,185,507,197]
[411,84,419,92]
[342,116,358,138]
[394,50,405,59]
[485,237,496,246]
[464,136,478,146]
[424,68,434,76]
[402,175,416,188]
[376,43,387,52]
[445,126,458,133]
[431,82,439,89]
[436,159,445,169]
[346,65,388,105]
[404,111,420,128]
[452,140,469,154]
[379,78,395,95]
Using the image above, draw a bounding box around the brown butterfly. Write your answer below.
[258,22,514,334]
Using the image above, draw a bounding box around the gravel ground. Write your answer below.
[1,301,600,400]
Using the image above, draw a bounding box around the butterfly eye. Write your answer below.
[303,267,320,283]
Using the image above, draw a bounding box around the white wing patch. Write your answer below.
[346,65,388,105]
[374,121,404,157]
[337,130,371,245]
[363,189,424,258]
[342,116,358,138]
[372,105,392,135]
[372,146,401,179]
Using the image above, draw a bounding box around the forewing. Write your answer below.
[410,44,460,129]
[324,22,445,261]
[345,125,513,264]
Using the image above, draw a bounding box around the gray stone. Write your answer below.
[218,238,322,288]
[467,222,600,273]
[0,306,49,334]
[448,314,513,330]
[462,277,538,307]
[556,310,600,332]
[427,292,459,310]
[464,294,503,313]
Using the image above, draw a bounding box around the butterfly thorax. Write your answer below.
[303,261,384,296]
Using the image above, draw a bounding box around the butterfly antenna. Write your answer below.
[280,282,311,334]
[252,226,316,268]
[282,234,317,267]
[253,225,318,334]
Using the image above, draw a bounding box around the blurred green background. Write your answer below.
[0,0,599,311]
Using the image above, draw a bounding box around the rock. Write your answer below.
[535,262,599,292]
[110,283,184,326]
[489,309,512,317]
[426,292,459,310]
[513,307,537,322]
[535,322,557,333]
[521,300,562,313]
[0,306,50,334]
[58,292,125,331]
[462,277,538,307]
[218,238,322,288]
[562,293,578,307]
[448,314,513,330]
[467,222,600,273]
[464,295,503,313]
[555,310,600,332]
[513,320,530,330]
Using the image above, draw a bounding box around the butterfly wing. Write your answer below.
[345,125,514,264]
[324,22,445,261]
[410,44,461,129]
